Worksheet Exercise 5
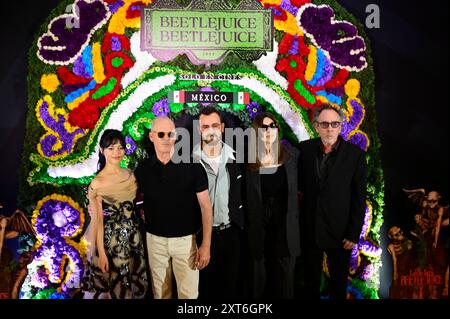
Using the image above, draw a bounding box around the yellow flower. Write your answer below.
[40,74,60,93]
[108,0,153,34]
[305,46,317,81]
[274,11,304,36]
[345,78,361,98]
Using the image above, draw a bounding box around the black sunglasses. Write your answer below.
[153,131,176,139]
[261,122,278,130]
[315,121,341,129]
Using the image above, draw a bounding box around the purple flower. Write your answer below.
[33,267,51,289]
[131,5,141,11]
[73,55,88,78]
[108,0,124,13]
[348,99,364,127]
[38,0,109,64]
[152,99,170,117]
[326,86,344,97]
[341,99,367,151]
[246,102,261,119]
[360,264,375,281]
[288,35,299,55]
[280,0,299,17]
[298,4,367,71]
[33,197,84,293]
[38,100,85,158]
[111,36,122,52]
[125,136,136,155]
[348,133,368,151]
[315,55,334,87]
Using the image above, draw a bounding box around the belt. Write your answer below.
[212,223,232,232]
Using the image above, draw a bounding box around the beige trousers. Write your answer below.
[146,233,199,299]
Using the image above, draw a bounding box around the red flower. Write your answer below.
[67,49,134,129]
[277,55,320,109]
[104,51,134,77]
[278,34,294,55]
[57,66,91,86]
[324,69,349,89]
[290,0,311,8]
[68,103,99,130]
[263,4,287,22]
[278,33,310,57]
[101,33,131,54]
[126,1,145,19]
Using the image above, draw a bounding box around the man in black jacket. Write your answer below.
[298,104,367,299]
[193,106,245,299]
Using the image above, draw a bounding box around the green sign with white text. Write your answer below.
[141,0,273,66]
[150,11,270,50]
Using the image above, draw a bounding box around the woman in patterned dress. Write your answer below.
[82,129,147,299]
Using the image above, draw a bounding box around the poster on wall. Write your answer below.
[386,189,449,299]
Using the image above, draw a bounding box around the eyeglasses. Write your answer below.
[261,122,278,130]
[315,121,341,129]
[200,123,222,130]
[153,131,176,139]
[428,199,438,204]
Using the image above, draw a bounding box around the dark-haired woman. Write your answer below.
[82,129,147,299]
[245,113,300,299]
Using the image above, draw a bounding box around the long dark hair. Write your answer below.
[247,112,286,171]
[97,129,126,173]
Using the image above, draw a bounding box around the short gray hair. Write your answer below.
[312,104,345,123]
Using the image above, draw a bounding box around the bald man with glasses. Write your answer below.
[134,116,212,299]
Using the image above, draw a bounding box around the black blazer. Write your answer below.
[245,145,301,259]
[298,137,367,249]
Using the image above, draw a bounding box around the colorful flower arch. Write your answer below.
[20,0,384,298]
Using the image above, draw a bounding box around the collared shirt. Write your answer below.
[316,137,341,182]
[193,142,235,227]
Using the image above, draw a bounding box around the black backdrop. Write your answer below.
[0,0,448,299]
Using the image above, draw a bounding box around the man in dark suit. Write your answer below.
[298,104,367,299]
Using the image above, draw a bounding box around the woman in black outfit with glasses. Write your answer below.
[245,112,301,299]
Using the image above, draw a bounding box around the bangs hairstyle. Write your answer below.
[97,129,126,172]
[247,112,286,171]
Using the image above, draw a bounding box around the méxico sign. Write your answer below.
[168,90,250,104]
[141,0,273,66]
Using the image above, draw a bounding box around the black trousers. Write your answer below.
[303,246,351,299]
[250,256,296,299]
[198,225,241,300]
